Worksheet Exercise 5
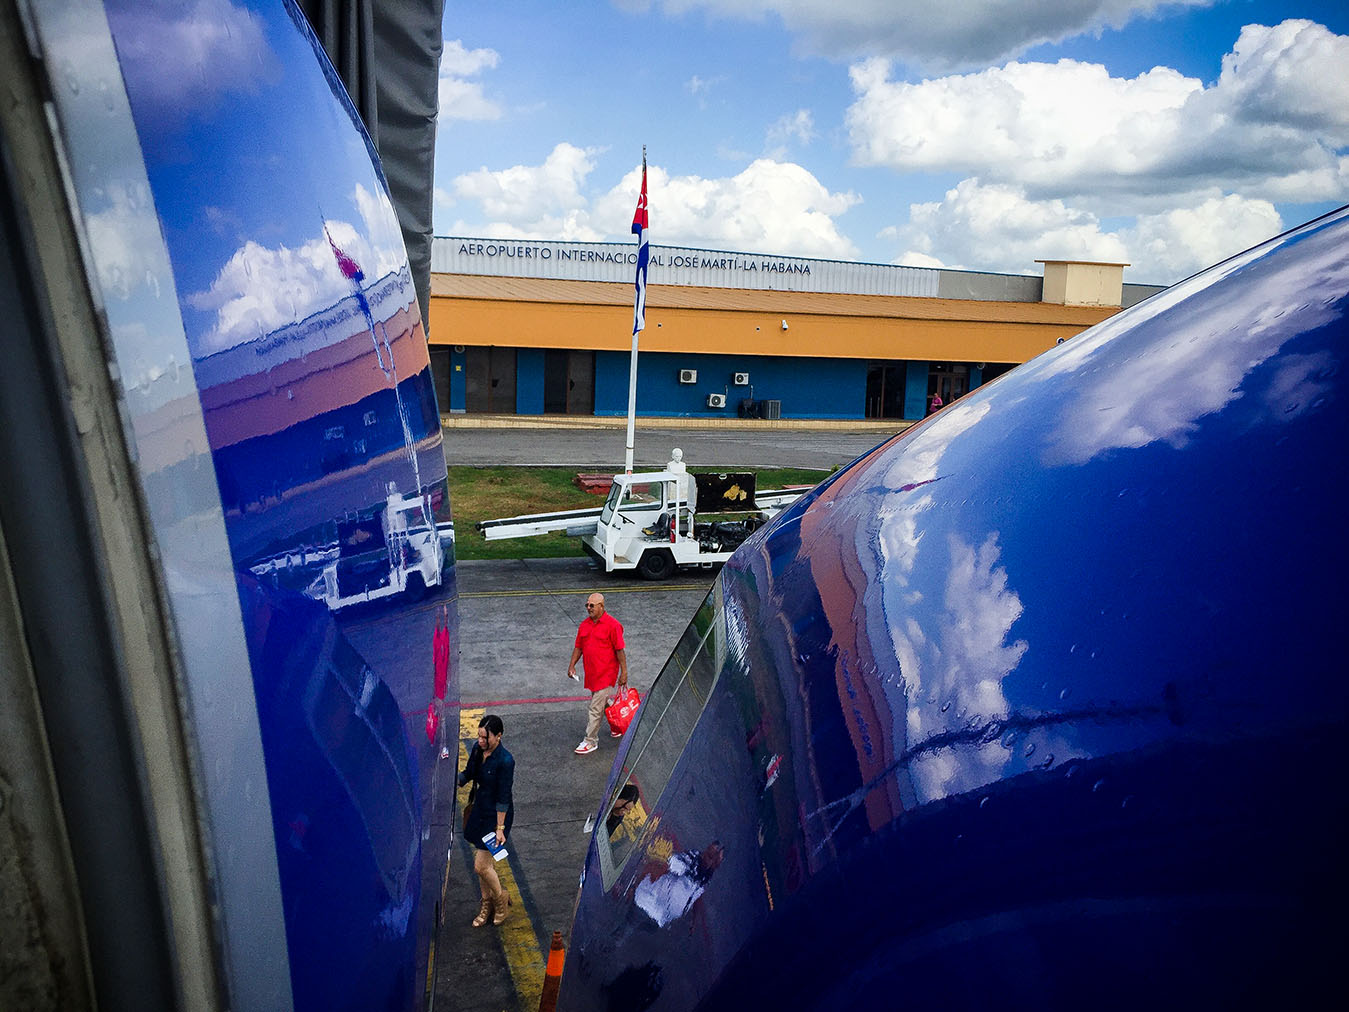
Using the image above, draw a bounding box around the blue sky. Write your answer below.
[434,1,1348,285]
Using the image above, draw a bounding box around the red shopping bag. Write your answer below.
[605,687,641,737]
[425,701,440,744]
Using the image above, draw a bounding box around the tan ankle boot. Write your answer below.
[492,887,511,925]
[472,895,493,927]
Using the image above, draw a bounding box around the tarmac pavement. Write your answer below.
[442,416,905,471]
[422,558,715,1012]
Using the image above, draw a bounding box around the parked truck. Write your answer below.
[250,488,454,609]
[476,464,807,580]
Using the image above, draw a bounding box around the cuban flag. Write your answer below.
[632,157,649,334]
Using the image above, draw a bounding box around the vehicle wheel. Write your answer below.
[405,573,427,600]
[636,549,676,581]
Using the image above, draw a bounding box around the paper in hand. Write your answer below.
[482,832,508,861]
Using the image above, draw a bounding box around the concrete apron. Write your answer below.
[443,412,909,433]
[431,558,714,1011]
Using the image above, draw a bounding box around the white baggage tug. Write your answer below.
[475,452,807,580]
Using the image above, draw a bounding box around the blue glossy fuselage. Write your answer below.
[564,209,1348,1010]
[61,3,460,1008]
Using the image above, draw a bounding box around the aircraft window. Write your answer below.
[671,606,710,671]
[599,484,619,525]
[601,480,665,528]
[604,783,648,846]
[620,592,711,774]
[599,587,724,885]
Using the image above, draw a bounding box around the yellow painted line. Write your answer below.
[456,705,481,908]
[495,859,544,1010]
[458,707,546,1011]
[459,707,485,744]
[460,582,707,600]
[424,932,438,1010]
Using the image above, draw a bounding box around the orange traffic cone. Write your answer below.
[538,930,565,1012]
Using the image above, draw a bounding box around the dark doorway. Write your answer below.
[865,362,906,419]
[981,362,1016,383]
[464,347,516,413]
[544,350,595,415]
[928,363,969,411]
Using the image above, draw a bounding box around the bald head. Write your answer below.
[585,593,606,620]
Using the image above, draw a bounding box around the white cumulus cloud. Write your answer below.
[859,20,1348,281]
[887,179,1285,281]
[847,20,1349,204]
[1118,195,1285,281]
[596,159,861,257]
[885,179,1130,273]
[438,39,502,122]
[443,146,861,257]
[447,143,603,239]
[1218,19,1349,137]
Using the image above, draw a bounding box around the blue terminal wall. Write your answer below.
[594,351,866,418]
[453,347,987,419]
[517,348,546,414]
[905,363,930,419]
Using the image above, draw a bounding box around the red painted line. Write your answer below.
[460,694,591,708]
[403,694,589,719]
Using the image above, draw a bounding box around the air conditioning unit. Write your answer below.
[732,372,750,386]
[707,393,727,408]
[679,368,698,384]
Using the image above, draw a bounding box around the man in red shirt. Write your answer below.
[567,592,629,754]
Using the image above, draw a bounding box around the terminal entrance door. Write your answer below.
[464,347,516,413]
[865,362,906,419]
[544,350,594,414]
[929,363,969,409]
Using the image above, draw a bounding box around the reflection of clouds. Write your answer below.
[203,204,246,238]
[1262,351,1338,422]
[896,533,1027,801]
[940,535,1025,719]
[84,179,165,301]
[879,398,989,496]
[1037,222,1349,465]
[873,398,991,666]
[188,184,407,354]
[353,184,408,271]
[722,588,750,674]
[106,0,277,124]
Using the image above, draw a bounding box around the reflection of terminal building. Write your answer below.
[190,266,443,558]
[426,238,1165,421]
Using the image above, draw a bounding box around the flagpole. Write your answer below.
[624,147,648,474]
[624,330,638,475]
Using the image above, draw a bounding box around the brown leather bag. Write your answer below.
[462,785,476,834]
[460,743,482,834]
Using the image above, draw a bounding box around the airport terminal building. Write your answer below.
[426,237,1165,422]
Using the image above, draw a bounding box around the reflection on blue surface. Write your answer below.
[106,0,452,578]
[98,3,457,1008]
[564,209,1349,1010]
[238,574,420,1011]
